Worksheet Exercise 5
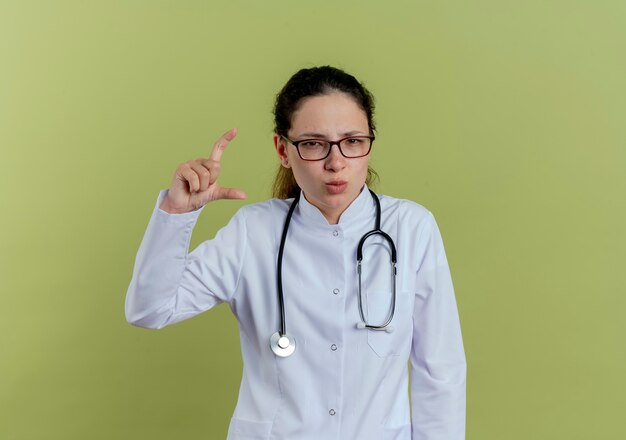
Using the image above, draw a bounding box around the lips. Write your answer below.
[325,181,348,194]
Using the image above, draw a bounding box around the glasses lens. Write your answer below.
[297,140,330,160]
[339,137,372,157]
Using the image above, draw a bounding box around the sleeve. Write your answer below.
[125,189,247,329]
[410,212,466,440]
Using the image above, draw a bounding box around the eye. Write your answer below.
[300,140,325,148]
[346,137,366,145]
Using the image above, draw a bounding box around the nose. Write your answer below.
[324,144,346,171]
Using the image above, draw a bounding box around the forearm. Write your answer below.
[125,190,204,328]
[410,357,466,440]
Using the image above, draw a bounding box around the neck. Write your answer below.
[302,185,365,225]
[323,213,341,225]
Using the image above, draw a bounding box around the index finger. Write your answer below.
[209,128,238,161]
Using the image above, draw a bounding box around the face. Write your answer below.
[273,92,371,224]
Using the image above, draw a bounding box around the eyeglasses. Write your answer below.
[281,135,374,161]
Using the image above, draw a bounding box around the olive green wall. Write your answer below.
[2,1,624,439]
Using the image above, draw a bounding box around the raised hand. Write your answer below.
[159,128,247,214]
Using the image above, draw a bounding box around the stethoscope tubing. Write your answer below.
[356,191,397,331]
[276,192,301,337]
[272,189,397,357]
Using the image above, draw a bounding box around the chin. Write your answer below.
[326,187,357,205]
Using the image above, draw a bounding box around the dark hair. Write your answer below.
[271,66,378,199]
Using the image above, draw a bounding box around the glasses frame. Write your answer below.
[281,135,375,161]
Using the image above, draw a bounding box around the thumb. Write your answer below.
[216,187,248,200]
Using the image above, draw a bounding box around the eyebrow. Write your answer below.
[295,130,368,139]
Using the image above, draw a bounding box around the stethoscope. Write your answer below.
[270,189,398,357]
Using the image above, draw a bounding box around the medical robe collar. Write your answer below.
[296,184,376,230]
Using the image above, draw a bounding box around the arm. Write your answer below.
[410,213,466,440]
[125,189,247,329]
[125,128,247,329]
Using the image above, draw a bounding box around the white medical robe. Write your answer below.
[126,185,466,440]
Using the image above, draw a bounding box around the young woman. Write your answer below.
[126,66,466,439]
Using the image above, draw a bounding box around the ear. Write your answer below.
[273,134,291,168]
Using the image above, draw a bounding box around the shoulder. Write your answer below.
[232,198,293,234]
[237,197,291,218]
[376,193,434,225]
[376,193,447,253]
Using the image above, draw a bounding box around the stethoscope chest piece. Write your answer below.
[270,331,296,357]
